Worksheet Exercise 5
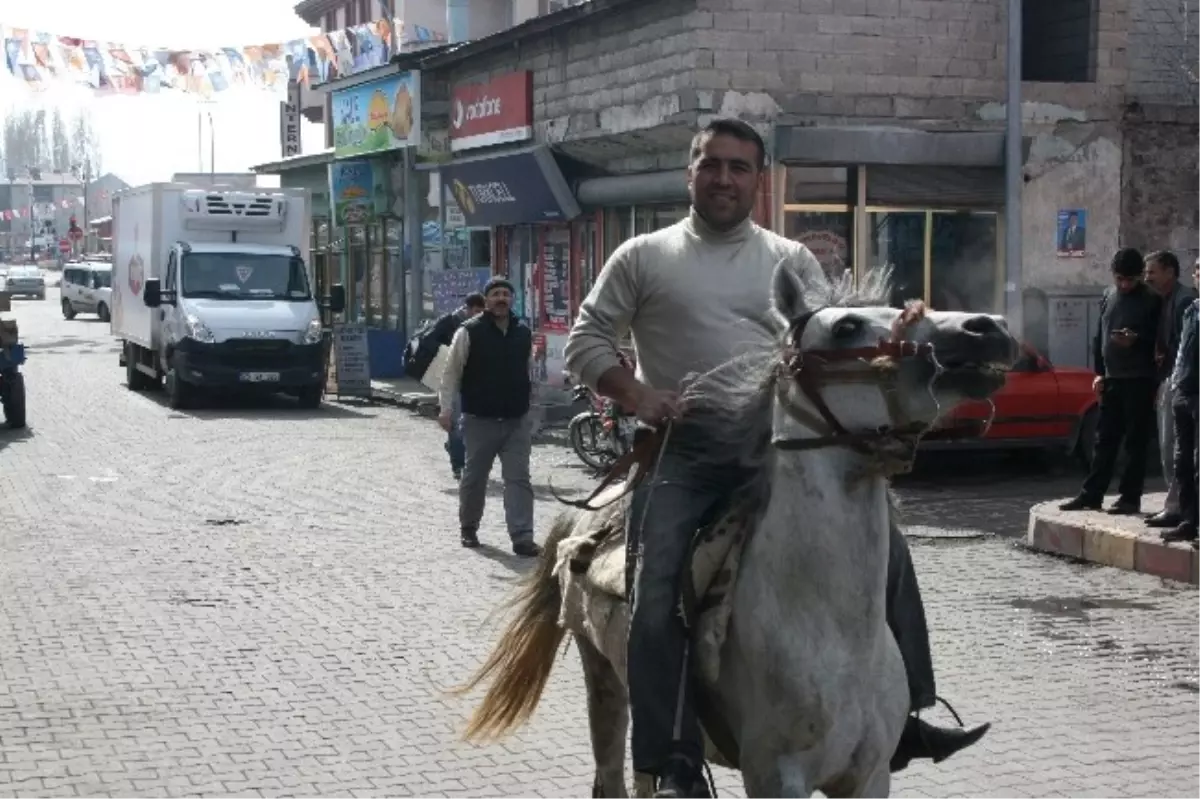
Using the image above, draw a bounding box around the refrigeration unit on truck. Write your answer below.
[111,184,345,410]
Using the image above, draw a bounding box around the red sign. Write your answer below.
[449,71,533,152]
[58,239,71,253]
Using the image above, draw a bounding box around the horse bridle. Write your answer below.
[771,306,942,460]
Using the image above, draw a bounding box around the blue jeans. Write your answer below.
[445,397,465,472]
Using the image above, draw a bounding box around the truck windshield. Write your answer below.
[181,253,311,301]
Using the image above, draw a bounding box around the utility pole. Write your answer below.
[1004,0,1023,338]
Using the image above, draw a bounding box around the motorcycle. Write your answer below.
[565,375,635,472]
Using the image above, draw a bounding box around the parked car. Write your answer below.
[1,266,46,300]
[61,261,114,321]
[924,345,1100,463]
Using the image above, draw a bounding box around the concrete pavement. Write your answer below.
[0,293,1197,798]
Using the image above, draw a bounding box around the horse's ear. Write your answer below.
[770,258,805,325]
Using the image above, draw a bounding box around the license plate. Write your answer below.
[239,372,280,383]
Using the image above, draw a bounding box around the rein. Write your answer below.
[771,302,941,471]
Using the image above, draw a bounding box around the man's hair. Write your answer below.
[1146,250,1180,276]
[464,292,485,309]
[1111,247,1145,278]
[690,118,767,170]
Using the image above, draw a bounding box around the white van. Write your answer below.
[61,261,113,321]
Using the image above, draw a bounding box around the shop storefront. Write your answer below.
[774,127,1007,314]
[327,67,422,377]
[438,143,580,385]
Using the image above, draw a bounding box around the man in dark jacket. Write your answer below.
[437,278,540,557]
[1162,260,1199,543]
[1142,251,1197,527]
[1062,248,1163,514]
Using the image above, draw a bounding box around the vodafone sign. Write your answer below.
[450,71,533,152]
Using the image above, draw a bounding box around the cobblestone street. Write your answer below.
[1,295,1197,798]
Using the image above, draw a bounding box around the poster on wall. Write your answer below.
[329,160,374,226]
[540,230,570,333]
[1056,209,1087,258]
[331,71,421,158]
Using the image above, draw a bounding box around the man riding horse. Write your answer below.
[563,118,989,798]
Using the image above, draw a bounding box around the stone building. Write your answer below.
[263,0,1198,374]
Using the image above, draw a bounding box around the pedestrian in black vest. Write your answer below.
[437,277,541,556]
[1061,248,1163,514]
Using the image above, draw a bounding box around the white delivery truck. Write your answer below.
[111,183,345,409]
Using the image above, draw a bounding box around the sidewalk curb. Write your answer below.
[1027,499,1199,585]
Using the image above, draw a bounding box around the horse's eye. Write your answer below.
[832,318,862,339]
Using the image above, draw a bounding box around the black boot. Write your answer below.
[654,754,711,799]
[890,714,990,773]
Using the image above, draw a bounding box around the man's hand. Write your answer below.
[1111,328,1137,348]
[629,383,684,426]
[1092,376,1104,397]
[437,409,453,432]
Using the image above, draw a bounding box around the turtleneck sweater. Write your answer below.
[565,208,823,393]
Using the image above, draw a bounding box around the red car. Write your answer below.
[923,345,1100,463]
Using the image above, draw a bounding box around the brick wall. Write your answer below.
[1121,106,1200,260]
[436,0,702,154]
[1127,0,1199,105]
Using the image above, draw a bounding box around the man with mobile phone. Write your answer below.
[1061,248,1163,514]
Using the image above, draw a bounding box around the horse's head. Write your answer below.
[768,261,1018,465]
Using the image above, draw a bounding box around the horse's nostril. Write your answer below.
[962,315,1001,335]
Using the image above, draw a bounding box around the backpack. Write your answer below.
[404,311,461,380]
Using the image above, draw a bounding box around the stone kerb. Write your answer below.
[1028,494,1199,585]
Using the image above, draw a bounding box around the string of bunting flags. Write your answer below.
[1,16,445,96]
[0,194,90,223]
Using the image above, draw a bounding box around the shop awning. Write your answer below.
[776,126,1007,167]
[438,144,580,228]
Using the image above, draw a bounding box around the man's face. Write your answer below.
[467,303,484,317]
[1113,272,1141,294]
[1193,261,1198,286]
[687,132,763,231]
[1067,214,1078,228]
[1143,258,1175,294]
[485,287,512,316]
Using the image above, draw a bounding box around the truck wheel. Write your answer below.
[97,303,110,323]
[2,371,26,429]
[296,385,323,409]
[165,364,193,410]
[62,299,76,319]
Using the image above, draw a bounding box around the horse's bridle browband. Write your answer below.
[772,306,938,460]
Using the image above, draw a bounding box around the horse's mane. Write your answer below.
[676,266,895,508]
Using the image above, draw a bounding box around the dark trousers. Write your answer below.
[1081,378,1158,503]
[626,437,936,776]
[1172,397,1198,528]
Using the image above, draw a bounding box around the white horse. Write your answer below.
[455,263,1017,798]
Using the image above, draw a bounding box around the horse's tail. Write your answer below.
[454,514,572,742]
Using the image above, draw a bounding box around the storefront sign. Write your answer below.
[331,71,421,158]
[332,322,371,397]
[279,81,302,158]
[329,160,374,225]
[450,71,533,152]
[439,146,580,228]
[430,268,491,315]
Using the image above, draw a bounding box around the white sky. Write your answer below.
[0,0,327,185]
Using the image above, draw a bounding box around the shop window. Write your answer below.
[604,207,634,259]
[1022,0,1096,83]
[867,210,926,308]
[930,212,1000,313]
[469,230,491,269]
[784,209,853,282]
[866,209,1001,312]
[786,166,854,204]
[635,205,688,235]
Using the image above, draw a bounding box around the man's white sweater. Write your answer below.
[565,208,823,393]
